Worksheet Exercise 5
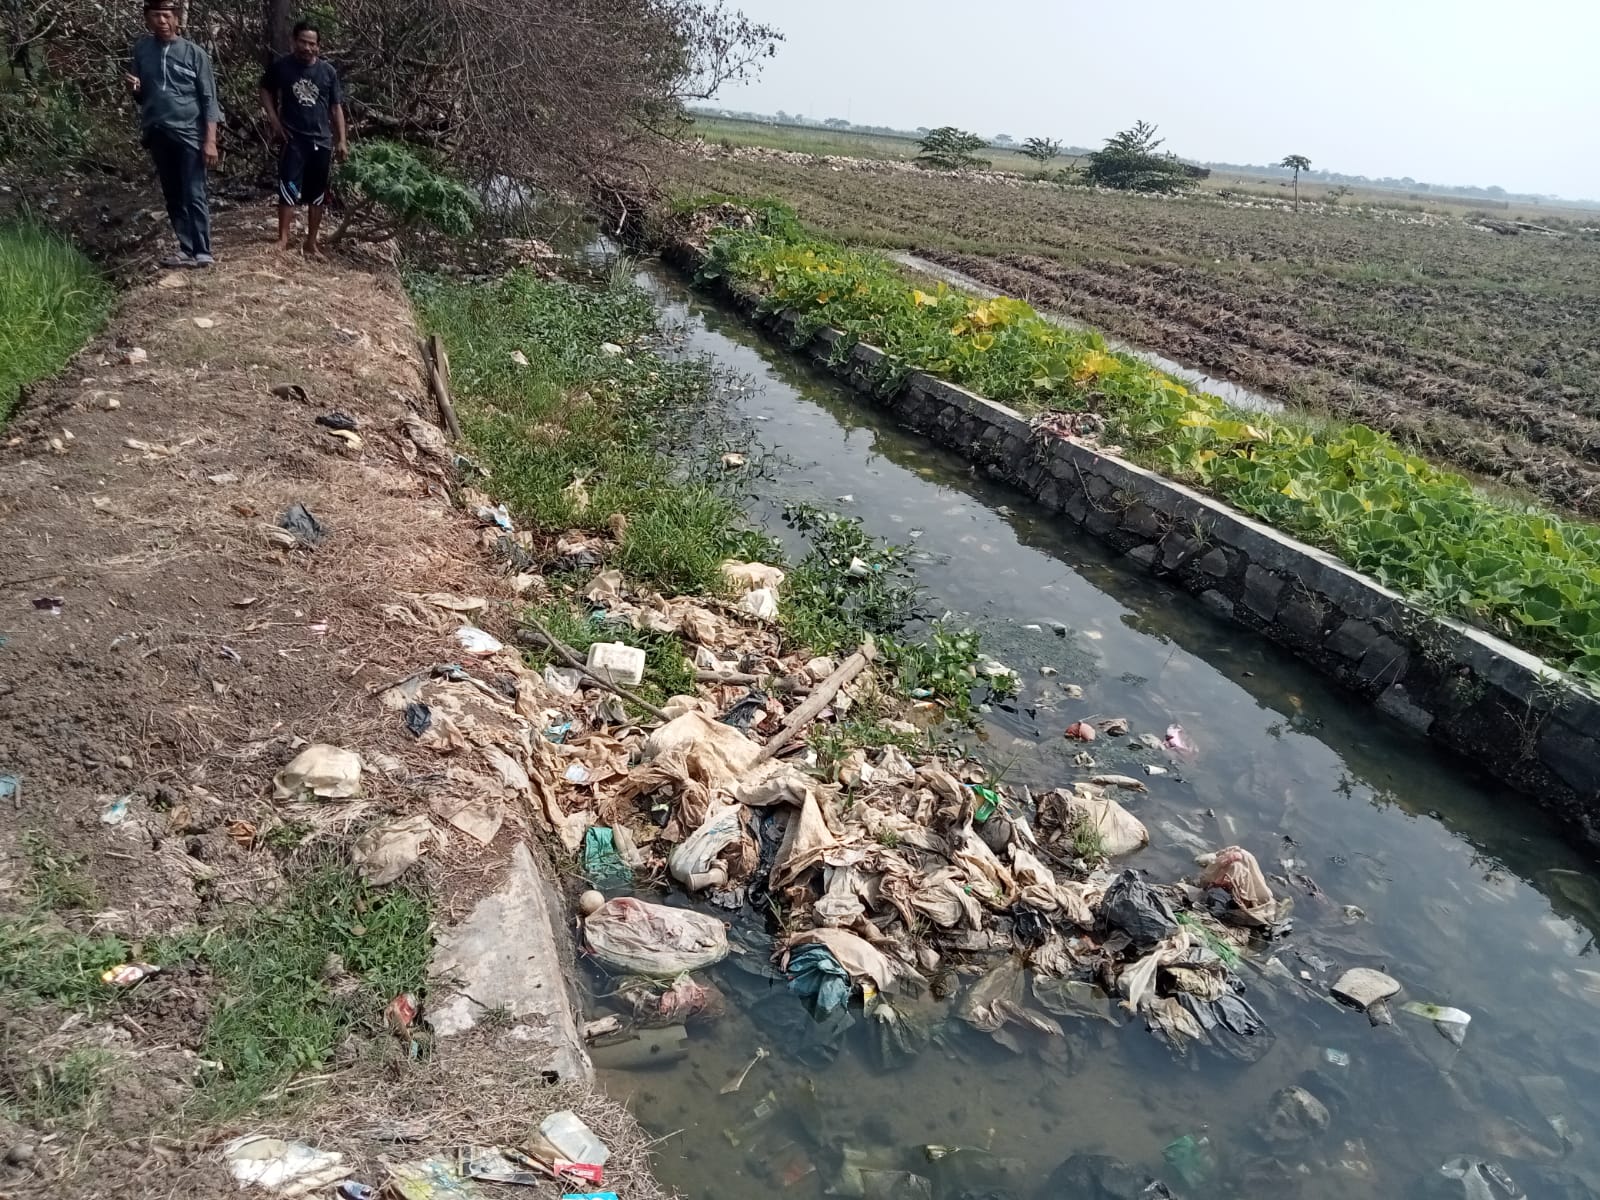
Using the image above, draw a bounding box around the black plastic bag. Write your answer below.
[1037,1153,1177,1200]
[1100,870,1179,947]
[719,691,769,730]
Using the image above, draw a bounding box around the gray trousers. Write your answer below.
[147,129,212,257]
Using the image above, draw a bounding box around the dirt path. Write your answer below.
[0,215,642,1196]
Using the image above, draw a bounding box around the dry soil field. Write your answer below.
[666,147,1600,517]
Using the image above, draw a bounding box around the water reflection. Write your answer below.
[587,262,1600,1198]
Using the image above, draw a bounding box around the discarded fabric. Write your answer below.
[272,744,362,800]
[582,826,633,888]
[787,944,851,1016]
[223,1135,345,1195]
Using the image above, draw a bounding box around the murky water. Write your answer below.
[887,250,1279,414]
[586,263,1600,1198]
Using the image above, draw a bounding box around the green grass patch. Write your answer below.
[187,863,429,1117]
[408,269,752,596]
[693,199,1600,682]
[18,831,101,911]
[0,223,112,423]
[0,921,127,1012]
[6,1047,116,1126]
[523,597,698,706]
[0,838,428,1121]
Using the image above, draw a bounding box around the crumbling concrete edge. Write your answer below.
[663,238,1600,850]
[427,839,594,1082]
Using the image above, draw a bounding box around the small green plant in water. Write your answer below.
[884,621,987,717]
[1070,818,1106,862]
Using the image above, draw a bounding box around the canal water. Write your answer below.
[587,261,1600,1199]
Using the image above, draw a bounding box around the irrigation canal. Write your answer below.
[586,260,1600,1199]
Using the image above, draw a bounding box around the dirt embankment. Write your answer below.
[0,214,647,1196]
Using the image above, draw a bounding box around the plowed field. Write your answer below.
[668,150,1600,515]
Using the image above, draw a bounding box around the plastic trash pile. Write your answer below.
[226,1109,619,1199]
[502,563,1314,1071]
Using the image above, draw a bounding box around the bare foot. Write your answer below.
[303,239,326,262]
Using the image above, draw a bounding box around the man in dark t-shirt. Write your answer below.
[259,20,347,258]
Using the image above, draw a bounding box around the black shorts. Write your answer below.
[277,136,332,207]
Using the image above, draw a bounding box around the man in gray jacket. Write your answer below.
[125,0,222,267]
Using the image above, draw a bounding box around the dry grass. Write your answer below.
[254,1033,677,1200]
[0,213,671,1197]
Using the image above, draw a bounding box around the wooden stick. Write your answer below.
[517,616,670,723]
[422,334,462,442]
[751,638,876,766]
[694,669,810,695]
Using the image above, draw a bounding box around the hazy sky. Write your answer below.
[711,0,1600,199]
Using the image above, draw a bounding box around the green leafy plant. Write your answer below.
[915,126,990,172]
[333,141,480,244]
[883,621,986,716]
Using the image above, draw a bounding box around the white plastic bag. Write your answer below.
[454,625,504,656]
[737,587,779,620]
[583,897,728,976]
[721,560,786,591]
[223,1135,345,1195]
[668,802,746,891]
[1066,789,1148,857]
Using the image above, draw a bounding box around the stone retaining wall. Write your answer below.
[666,241,1600,849]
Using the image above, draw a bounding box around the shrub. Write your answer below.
[915,126,990,172]
[1083,120,1200,194]
[331,141,479,244]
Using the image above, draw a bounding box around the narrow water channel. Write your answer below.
[588,261,1600,1199]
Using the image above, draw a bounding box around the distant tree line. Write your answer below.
[691,106,1591,206]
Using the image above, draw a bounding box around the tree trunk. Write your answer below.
[1293,173,1299,213]
[263,0,291,56]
